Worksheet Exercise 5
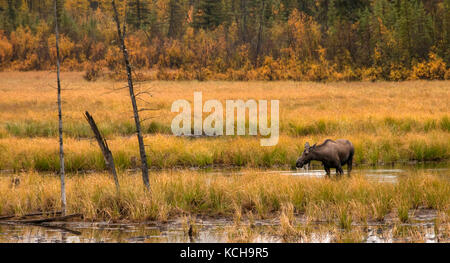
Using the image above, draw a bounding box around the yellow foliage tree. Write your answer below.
[410,52,447,80]
[287,10,321,62]
[0,31,13,68]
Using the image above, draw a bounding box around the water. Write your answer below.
[0,219,265,243]
[207,162,450,183]
[0,213,446,243]
[0,163,449,243]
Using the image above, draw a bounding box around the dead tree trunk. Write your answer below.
[255,0,265,66]
[111,0,150,191]
[84,111,120,192]
[54,0,66,215]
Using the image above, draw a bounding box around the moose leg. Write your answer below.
[347,160,353,176]
[347,152,354,177]
[336,164,344,177]
[324,166,331,177]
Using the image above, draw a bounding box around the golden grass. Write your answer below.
[1,72,448,123]
[1,72,448,242]
[0,130,448,172]
[0,72,449,170]
[0,170,448,224]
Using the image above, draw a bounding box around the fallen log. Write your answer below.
[6,213,82,224]
[0,220,81,235]
[0,211,63,221]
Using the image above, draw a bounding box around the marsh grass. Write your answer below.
[278,202,299,241]
[392,224,427,242]
[338,205,353,231]
[181,215,199,238]
[3,120,170,138]
[226,223,257,243]
[396,203,411,223]
[3,117,450,139]
[0,133,448,172]
[6,117,440,139]
[0,170,448,225]
[334,228,365,243]
[0,72,449,171]
[434,213,450,240]
[440,116,450,132]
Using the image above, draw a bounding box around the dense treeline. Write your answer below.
[0,0,449,81]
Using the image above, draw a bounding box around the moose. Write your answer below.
[296,139,354,177]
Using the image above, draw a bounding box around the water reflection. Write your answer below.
[224,163,450,183]
[0,214,448,243]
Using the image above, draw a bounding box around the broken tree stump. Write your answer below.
[84,111,120,192]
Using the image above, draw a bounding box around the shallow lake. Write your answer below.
[0,163,449,243]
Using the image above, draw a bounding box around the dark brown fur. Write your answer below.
[296,139,354,177]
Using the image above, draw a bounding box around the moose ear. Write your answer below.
[311,143,317,149]
[304,142,310,149]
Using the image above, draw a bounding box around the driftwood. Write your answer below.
[0,211,82,235]
[0,211,62,221]
[7,213,82,224]
[0,215,15,220]
[0,216,82,235]
[84,111,120,192]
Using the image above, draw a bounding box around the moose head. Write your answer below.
[296,142,316,168]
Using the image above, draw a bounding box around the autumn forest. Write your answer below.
[0,0,449,81]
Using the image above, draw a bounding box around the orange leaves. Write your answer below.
[48,34,75,63]
[410,52,447,80]
[10,27,39,61]
[0,31,13,68]
[287,10,321,61]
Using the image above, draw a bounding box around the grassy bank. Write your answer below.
[0,170,448,225]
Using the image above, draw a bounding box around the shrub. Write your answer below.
[0,31,13,68]
[48,34,75,63]
[389,64,410,81]
[105,46,122,71]
[410,52,447,80]
[445,68,450,80]
[84,62,102,81]
[9,26,40,70]
[359,67,382,81]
